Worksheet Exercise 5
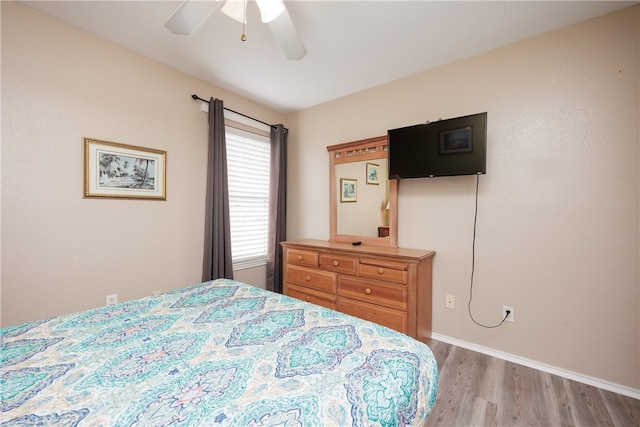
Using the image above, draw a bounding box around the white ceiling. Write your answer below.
[19,1,635,113]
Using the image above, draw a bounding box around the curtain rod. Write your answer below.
[191,94,273,128]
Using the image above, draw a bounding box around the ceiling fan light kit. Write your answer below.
[213,0,286,24]
[164,0,305,60]
[221,0,247,24]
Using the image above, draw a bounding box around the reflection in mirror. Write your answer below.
[336,159,389,237]
[328,136,398,247]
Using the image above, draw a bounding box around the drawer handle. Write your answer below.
[297,255,303,261]
[305,275,311,281]
[377,267,384,275]
[333,260,339,267]
[305,296,311,302]
[364,288,372,295]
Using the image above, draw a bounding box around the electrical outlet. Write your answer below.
[152,289,162,296]
[445,294,455,309]
[503,306,514,322]
[106,294,118,306]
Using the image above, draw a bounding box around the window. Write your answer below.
[225,126,271,270]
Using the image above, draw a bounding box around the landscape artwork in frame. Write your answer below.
[84,138,166,200]
[439,126,473,154]
[340,178,357,203]
[366,162,380,185]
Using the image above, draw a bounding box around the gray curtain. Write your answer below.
[202,98,234,281]
[266,124,287,293]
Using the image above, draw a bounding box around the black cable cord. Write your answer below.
[468,173,509,328]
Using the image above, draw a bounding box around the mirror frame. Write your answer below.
[328,135,398,247]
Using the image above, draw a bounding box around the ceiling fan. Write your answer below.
[164,0,306,60]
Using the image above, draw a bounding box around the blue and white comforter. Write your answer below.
[1,279,438,426]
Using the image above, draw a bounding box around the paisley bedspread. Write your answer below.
[1,279,438,426]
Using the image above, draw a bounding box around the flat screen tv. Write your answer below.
[388,112,487,179]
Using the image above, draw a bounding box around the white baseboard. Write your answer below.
[430,332,640,400]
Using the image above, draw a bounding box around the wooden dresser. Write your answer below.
[281,239,435,343]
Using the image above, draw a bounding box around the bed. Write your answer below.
[1,278,438,426]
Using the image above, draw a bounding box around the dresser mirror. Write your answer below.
[328,136,398,247]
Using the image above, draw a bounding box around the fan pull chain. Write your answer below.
[240,0,247,41]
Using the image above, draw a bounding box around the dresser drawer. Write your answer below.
[338,277,407,310]
[338,297,407,334]
[319,253,357,275]
[285,283,336,310]
[286,249,318,267]
[285,265,336,293]
[359,258,408,284]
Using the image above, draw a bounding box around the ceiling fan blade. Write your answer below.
[164,0,222,35]
[267,6,306,60]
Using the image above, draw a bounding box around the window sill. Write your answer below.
[233,258,267,271]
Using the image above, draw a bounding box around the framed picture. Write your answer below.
[84,138,166,200]
[439,126,473,154]
[340,178,357,203]
[366,162,380,185]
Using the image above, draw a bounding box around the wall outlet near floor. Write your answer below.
[152,289,162,296]
[503,305,514,322]
[445,294,455,309]
[106,294,118,306]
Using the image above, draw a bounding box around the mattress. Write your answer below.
[1,278,438,426]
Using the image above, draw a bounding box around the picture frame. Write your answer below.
[366,162,380,185]
[439,126,473,154]
[340,178,357,203]
[84,138,166,200]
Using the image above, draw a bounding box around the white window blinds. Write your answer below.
[225,126,271,269]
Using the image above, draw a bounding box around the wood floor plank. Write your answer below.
[515,360,552,426]
[540,370,575,426]
[429,339,453,367]
[496,361,528,426]
[600,388,640,426]
[461,395,498,426]
[468,350,494,401]
[565,377,618,426]
[426,346,474,426]
[425,339,640,427]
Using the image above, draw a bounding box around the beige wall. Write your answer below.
[287,6,639,390]
[1,2,281,325]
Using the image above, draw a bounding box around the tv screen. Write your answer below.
[388,112,487,179]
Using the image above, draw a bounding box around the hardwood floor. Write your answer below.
[425,339,640,426]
